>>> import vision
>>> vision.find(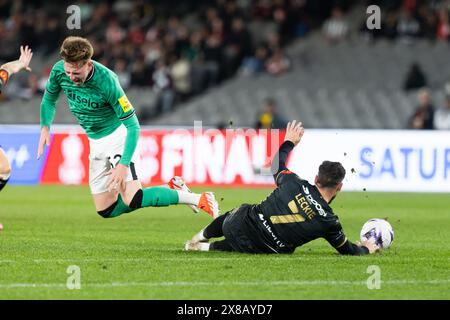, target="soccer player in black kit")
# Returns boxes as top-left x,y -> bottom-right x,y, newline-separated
185,120 -> 378,255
